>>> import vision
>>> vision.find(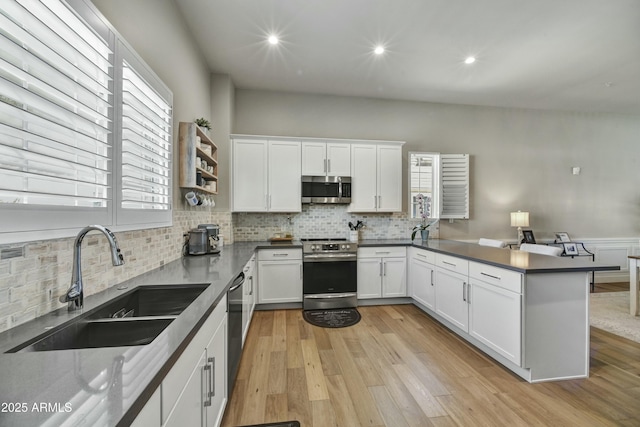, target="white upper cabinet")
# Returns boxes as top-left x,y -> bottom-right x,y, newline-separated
350,143 -> 403,212
232,137 -> 301,212
301,141 -> 350,176
268,140 -> 301,212
232,138 -> 268,211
